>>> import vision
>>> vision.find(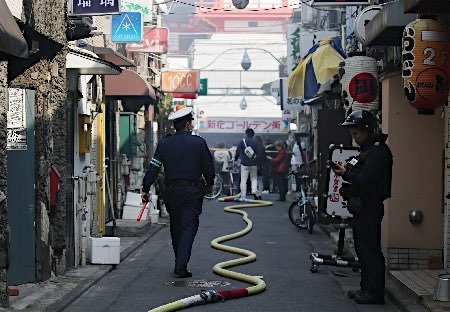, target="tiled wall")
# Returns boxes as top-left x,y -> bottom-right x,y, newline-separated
388,248 -> 443,270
